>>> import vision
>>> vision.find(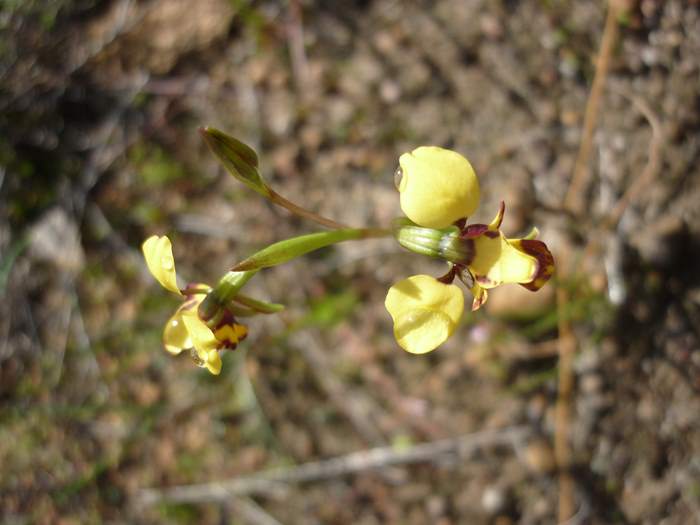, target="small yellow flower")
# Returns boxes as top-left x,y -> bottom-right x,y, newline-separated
398,146 -> 480,229
385,274 -> 464,354
142,235 -> 248,375
388,143 -> 555,354
462,203 -> 555,311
